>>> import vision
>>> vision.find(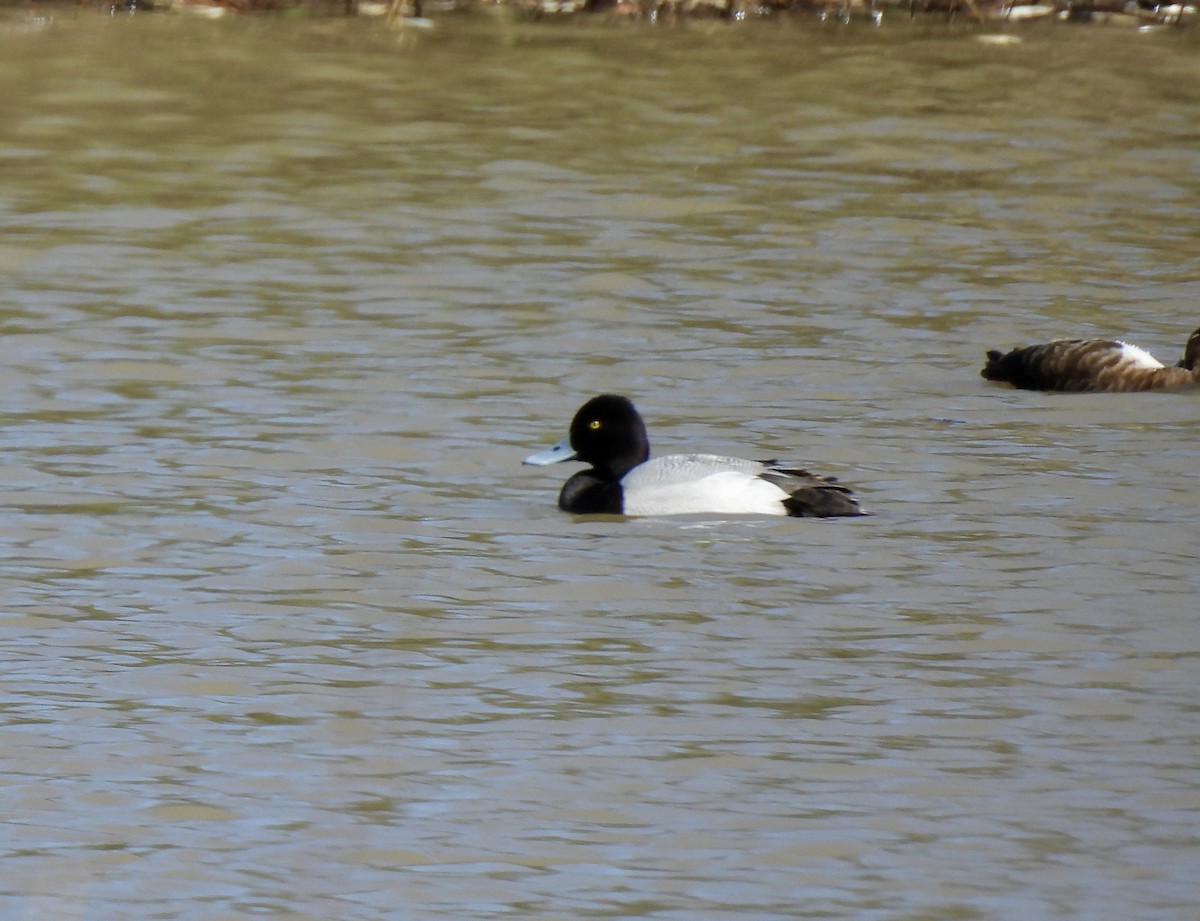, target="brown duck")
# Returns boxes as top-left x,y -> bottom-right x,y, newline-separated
981,327 -> 1200,392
